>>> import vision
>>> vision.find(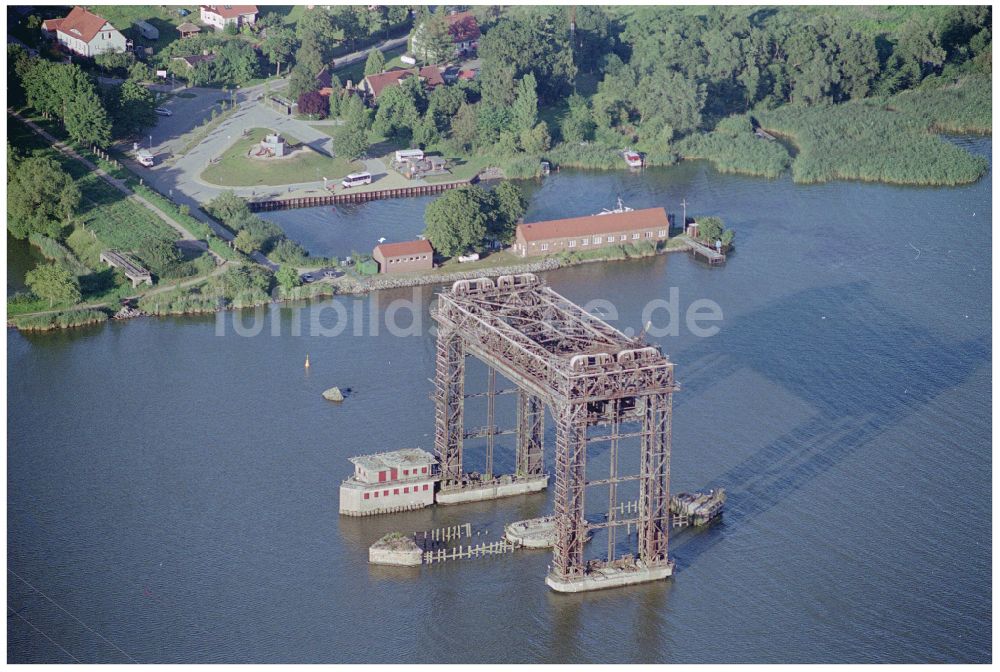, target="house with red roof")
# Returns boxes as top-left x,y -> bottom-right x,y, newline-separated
199,5 -> 258,31
359,66 -> 445,104
372,240 -> 434,274
41,7 -> 127,58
